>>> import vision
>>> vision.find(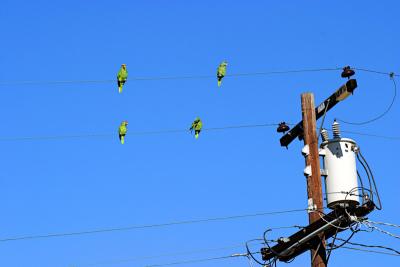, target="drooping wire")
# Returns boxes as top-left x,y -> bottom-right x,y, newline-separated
0,208 -> 308,242
333,238 -> 400,255
246,239 -> 268,266
356,154 -> 374,204
326,227 -> 340,264
327,230 -> 358,251
337,73 -> 397,125
357,149 -> 382,210
259,225 -> 305,266
357,171 -> 367,204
